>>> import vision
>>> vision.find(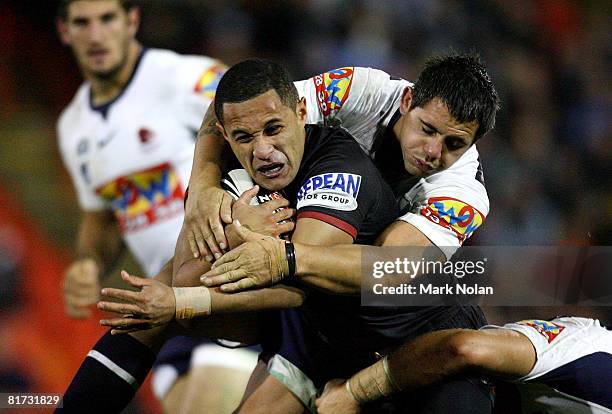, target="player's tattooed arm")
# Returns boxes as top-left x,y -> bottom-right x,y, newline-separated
184,101 -> 234,261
